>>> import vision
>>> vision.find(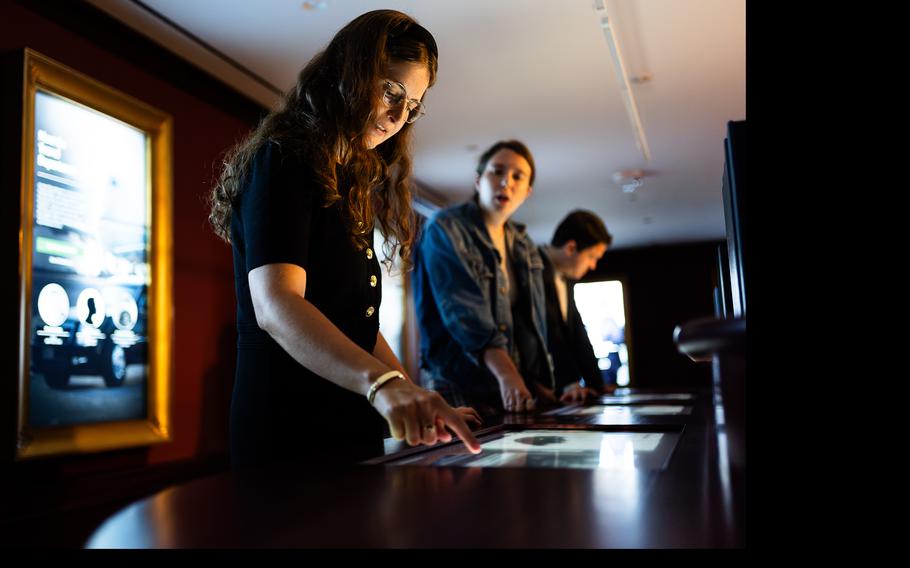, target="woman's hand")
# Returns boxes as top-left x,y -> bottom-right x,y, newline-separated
372,379 -> 482,453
